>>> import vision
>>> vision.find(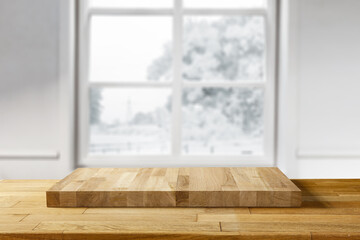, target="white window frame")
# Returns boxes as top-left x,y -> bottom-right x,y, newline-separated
77,0 -> 277,167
